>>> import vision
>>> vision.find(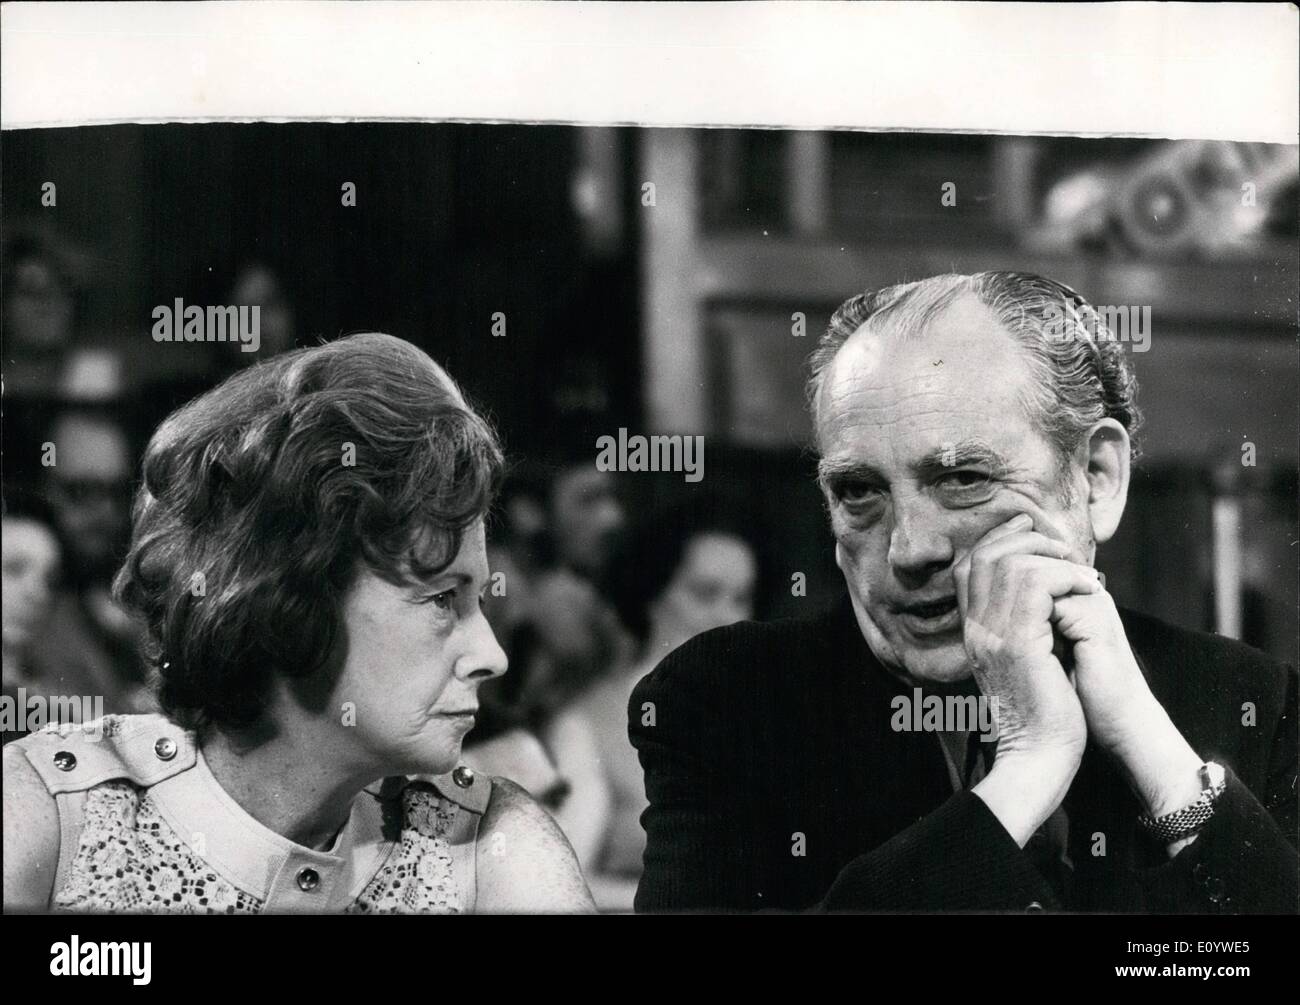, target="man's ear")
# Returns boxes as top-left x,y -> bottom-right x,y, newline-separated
1084,419 -> 1130,545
